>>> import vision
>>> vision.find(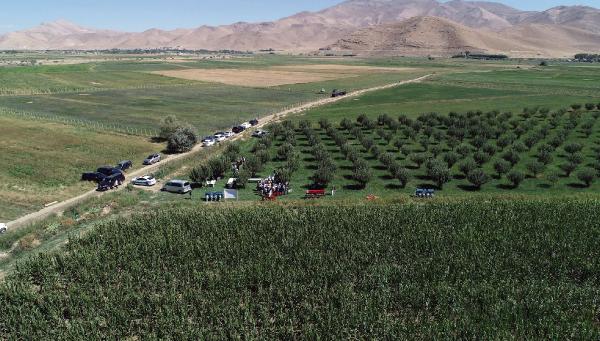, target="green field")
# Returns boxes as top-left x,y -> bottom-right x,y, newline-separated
2,55 -> 600,338
0,55 -> 439,221
180,107 -> 600,203
0,116 -> 157,221
2,202 -> 600,338
0,56 -> 435,136
1,56 -> 599,220
306,64 -> 599,120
